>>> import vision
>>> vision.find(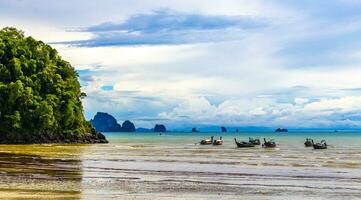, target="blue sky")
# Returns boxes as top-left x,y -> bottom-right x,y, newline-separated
2,0 -> 361,129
